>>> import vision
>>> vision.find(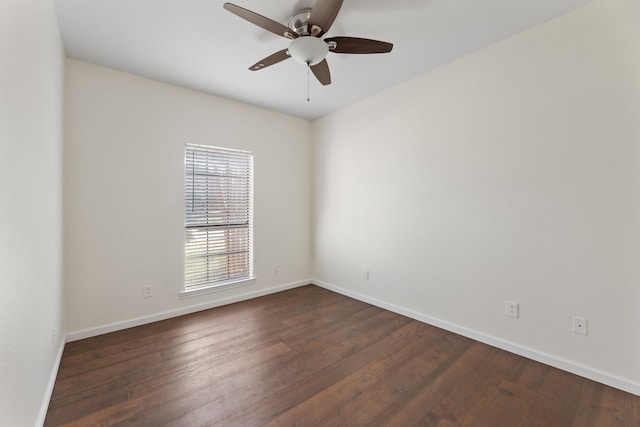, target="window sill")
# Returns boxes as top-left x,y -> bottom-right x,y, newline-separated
179,276 -> 256,299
